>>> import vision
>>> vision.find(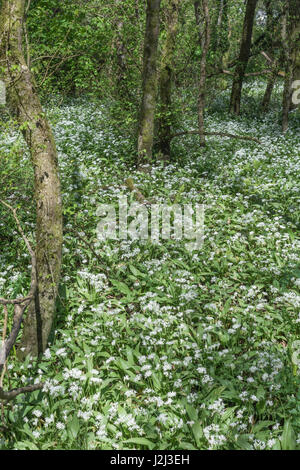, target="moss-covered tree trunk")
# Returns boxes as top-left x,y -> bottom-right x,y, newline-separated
0,0 -> 63,356
157,0 -> 179,160
229,0 -> 257,115
137,0 -> 161,169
